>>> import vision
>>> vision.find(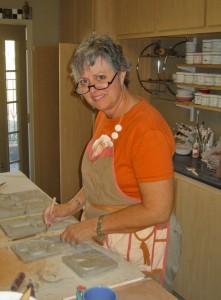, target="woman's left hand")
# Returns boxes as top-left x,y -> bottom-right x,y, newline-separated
60,219 -> 96,244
